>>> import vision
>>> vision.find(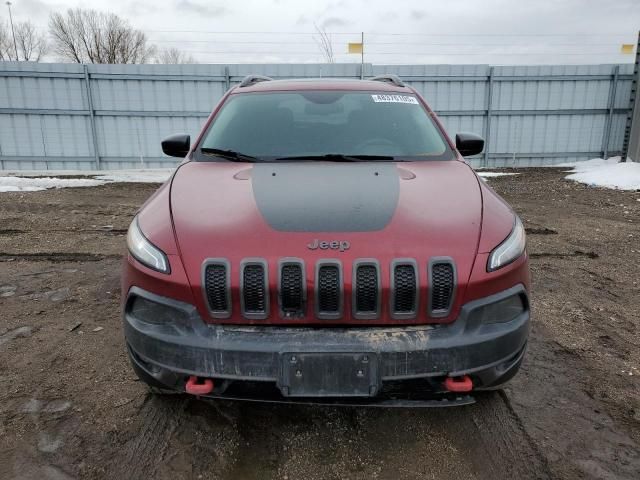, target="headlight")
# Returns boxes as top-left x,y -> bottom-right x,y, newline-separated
126,217 -> 170,273
487,216 -> 526,271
